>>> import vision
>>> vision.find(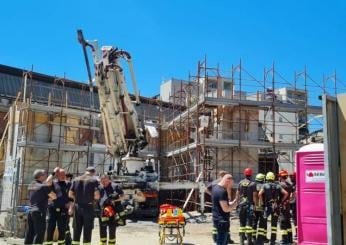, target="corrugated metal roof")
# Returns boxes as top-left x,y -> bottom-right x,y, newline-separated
0,70 -> 99,109
0,64 -> 178,113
